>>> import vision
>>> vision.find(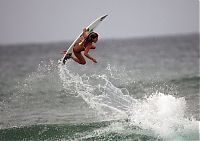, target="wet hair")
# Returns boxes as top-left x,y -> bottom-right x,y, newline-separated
83,32 -> 98,47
